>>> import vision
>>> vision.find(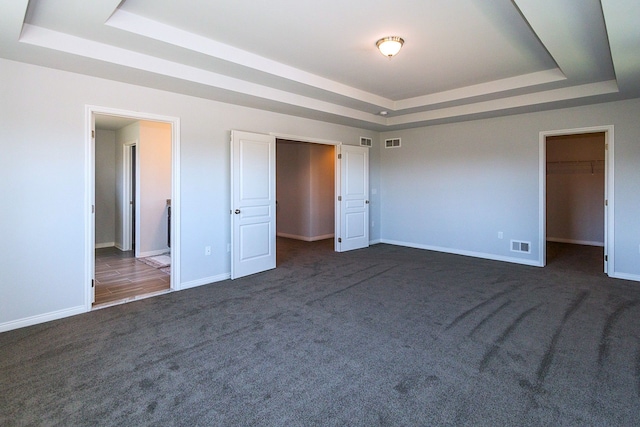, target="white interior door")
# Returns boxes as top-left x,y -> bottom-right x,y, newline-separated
603,134 -> 609,274
230,130 -> 276,279
338,145 -> 369,252
90,116 -> 96,304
